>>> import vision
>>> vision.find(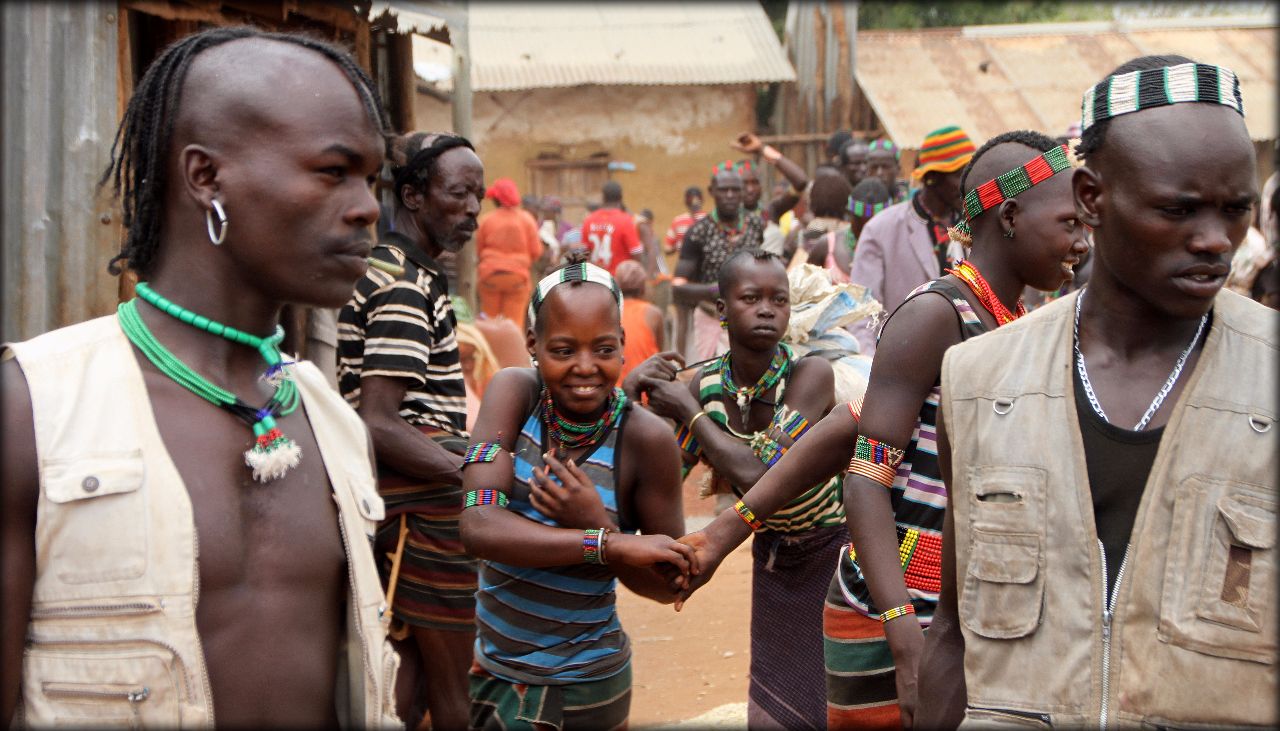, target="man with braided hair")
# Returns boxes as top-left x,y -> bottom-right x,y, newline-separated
2,27 -> 398,726
339,129 -> 485,730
